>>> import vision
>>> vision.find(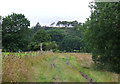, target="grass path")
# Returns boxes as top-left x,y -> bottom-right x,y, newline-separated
2,52 -> 118,82
29,53 -> 118,82
65,55 -> 99,84
30,54 -> 86,82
